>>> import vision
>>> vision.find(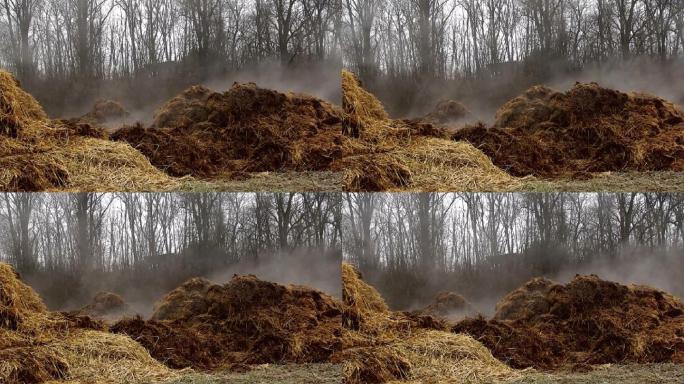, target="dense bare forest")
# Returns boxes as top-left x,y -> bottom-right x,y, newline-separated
341,0 -> 684,114
0,0 -> 342,114
0,192 -> 343,307
343,193 -> 684,309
